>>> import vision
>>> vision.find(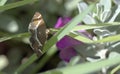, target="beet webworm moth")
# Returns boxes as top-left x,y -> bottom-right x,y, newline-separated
28,12 -> 47,57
